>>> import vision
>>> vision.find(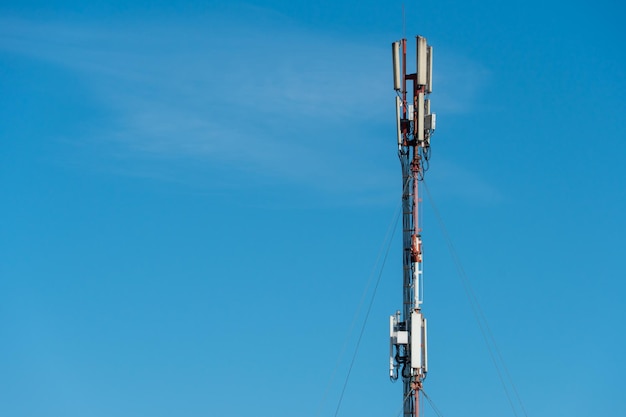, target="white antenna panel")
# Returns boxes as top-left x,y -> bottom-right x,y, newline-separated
416,36 -> 428,86
416,93 -> 425,140
411,311 -> 424,371
423,318 -> 428,374
392,42 -> 401,91
395,96 -> 402,149
426,46 -> 433,94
